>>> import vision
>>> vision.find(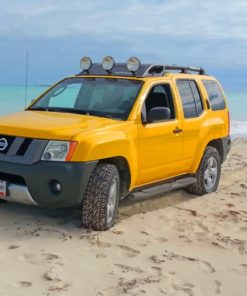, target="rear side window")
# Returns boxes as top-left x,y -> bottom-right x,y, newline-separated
202,80 -> 226,110
189,81 -> 203,115
176,80 -> 204,118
